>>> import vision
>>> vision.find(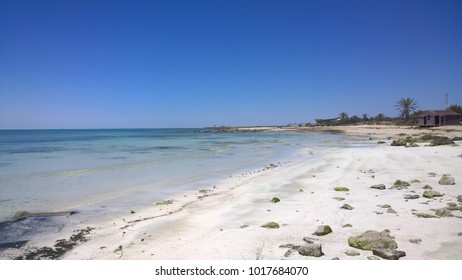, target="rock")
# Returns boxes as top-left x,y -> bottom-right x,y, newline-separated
372,248 -> 406,260
314,225 -> 332,236
458,232 -> 462,237
303,237 -> 318,244
438,175 -> 455,185
423,190 -> 443,198
343,224 -> 353,228
387,208 -> 397,214
341,204 -> 354,210
271,197 -> 281,203
410,179 -> 421,184
390,180 -> 410,190
448,204 -> 462,211
298,244 -> 323,257
429,136 -> 455,146
280,244 -> 299,257
334,187 -> 350,192
261,222 -> 280,229
333,197 -> 345,201
371,184 -> 386,190
378,204 -> 391,208
428,172 -> 437,177
391,137 -> 419,147
345,249 -> 360,256
458,195 -> 462,203
14,210 -> 30,220
348,230 -> 398,251
331,257 -> 340,260
435,208 -> 454,217
394,180 -> 410,187
453,137 -> 462,141
409,239 -> 422,244
391,139 -> 406,146
423,185 -> 433,190
413,212 -> 439,218
367,256 -> 381,260
404,194 -> 420,200
279,244 -> 299,249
